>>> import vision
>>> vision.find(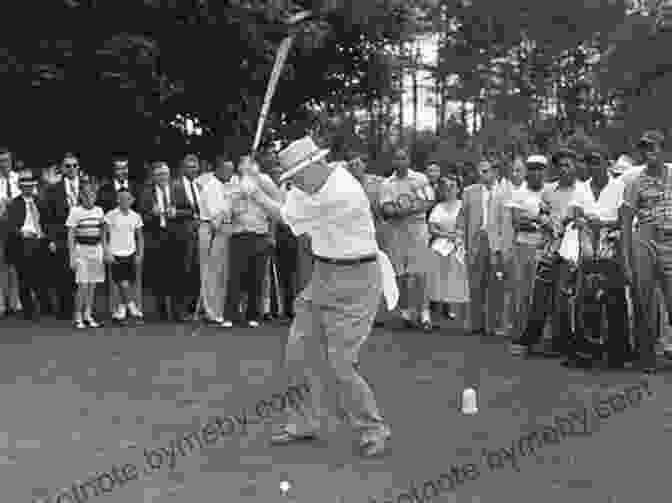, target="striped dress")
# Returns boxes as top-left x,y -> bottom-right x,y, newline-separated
65,205 -> 105,284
